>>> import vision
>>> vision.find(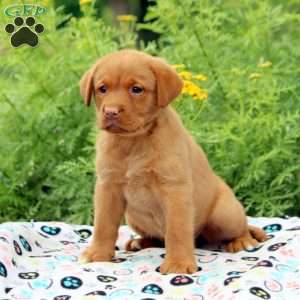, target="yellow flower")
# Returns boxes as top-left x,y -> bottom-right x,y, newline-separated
193,74 -> 207,81
182,80 -> 208,100
258,61 -> 272,68
172,64 -> 185,69
249,73 -> 262,80
176,67 -> 208,100
80,0 -> 92,4
178,71 -> 193,80
117,15 -> 137,22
